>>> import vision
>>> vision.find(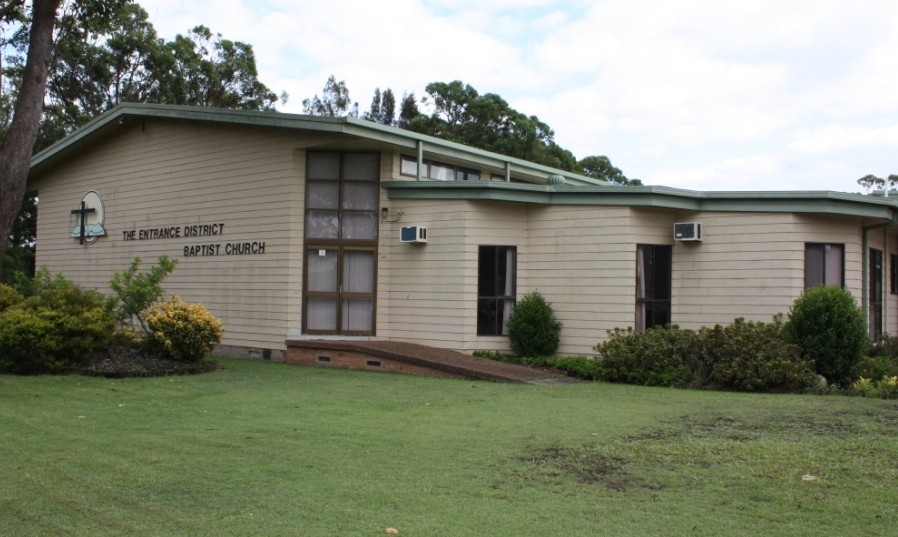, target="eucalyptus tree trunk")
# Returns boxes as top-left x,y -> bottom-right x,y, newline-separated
0,0 -> 61,278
